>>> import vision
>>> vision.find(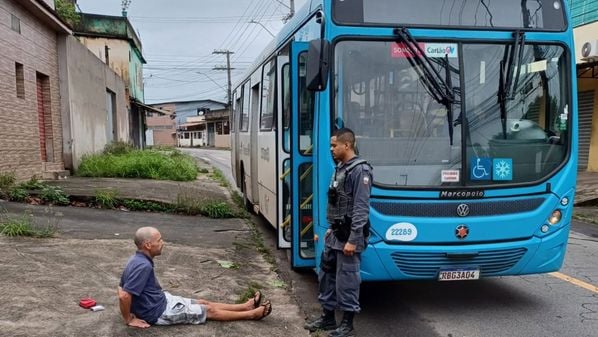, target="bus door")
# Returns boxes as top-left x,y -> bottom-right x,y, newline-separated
276,54 -> 291,249
289,41 -> 316,269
